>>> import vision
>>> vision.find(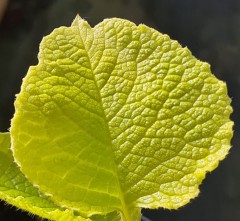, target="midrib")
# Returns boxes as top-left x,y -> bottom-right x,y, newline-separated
76,21 -> 133,221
